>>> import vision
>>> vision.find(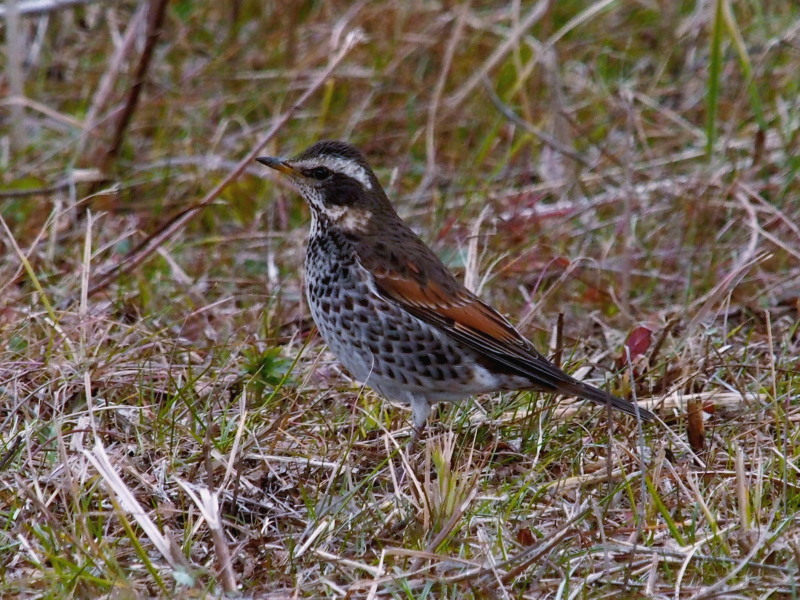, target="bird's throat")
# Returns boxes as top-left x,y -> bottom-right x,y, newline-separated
310,206 -> 371,235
